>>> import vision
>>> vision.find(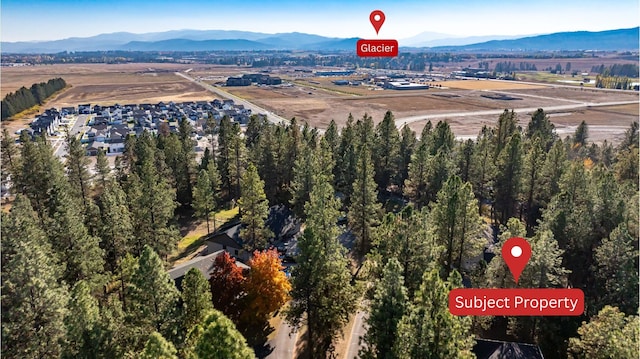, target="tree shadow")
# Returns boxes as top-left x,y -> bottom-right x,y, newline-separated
242,319 -> 276,359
